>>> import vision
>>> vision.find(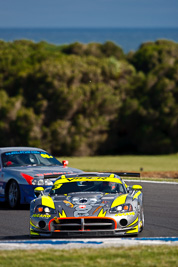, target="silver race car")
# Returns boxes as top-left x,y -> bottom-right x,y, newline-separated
0,147 -> 82,208
30,172 -> 144,237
